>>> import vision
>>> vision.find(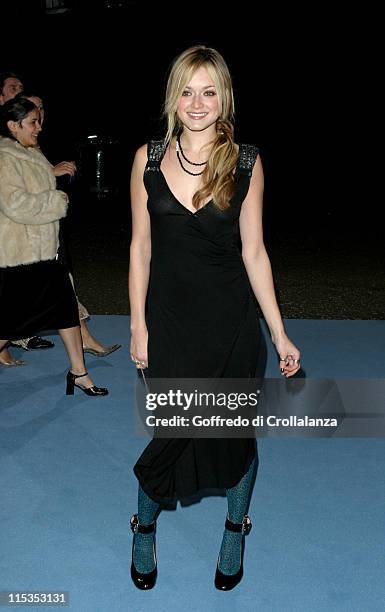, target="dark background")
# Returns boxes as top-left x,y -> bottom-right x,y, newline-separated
2,1 -> 383,318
